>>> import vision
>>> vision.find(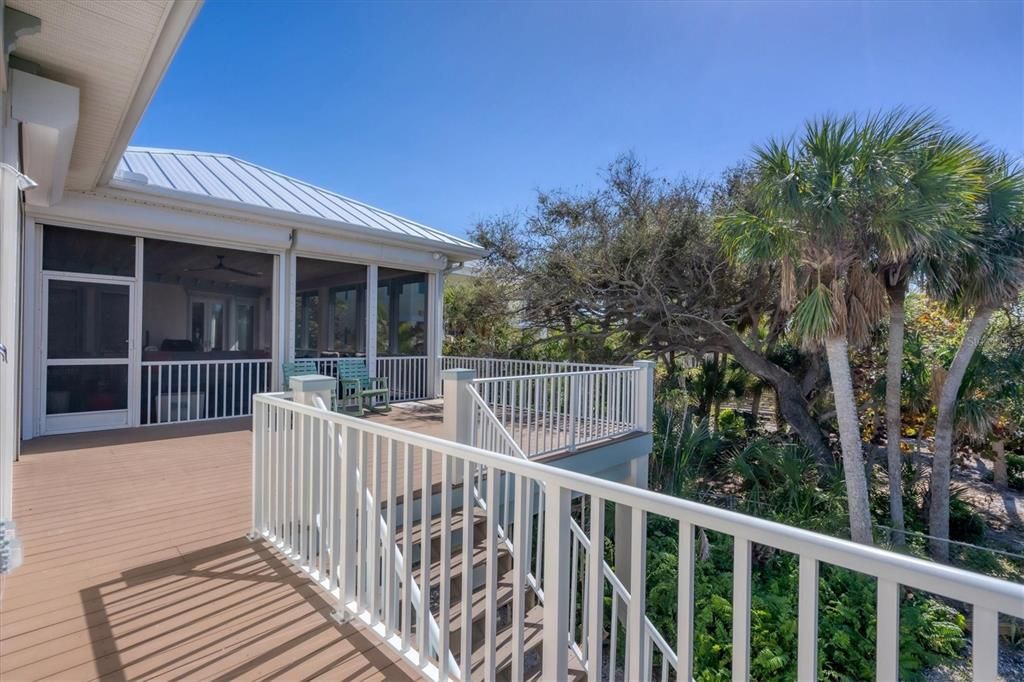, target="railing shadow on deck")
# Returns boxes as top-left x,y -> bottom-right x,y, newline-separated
77,537 -> 416,681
